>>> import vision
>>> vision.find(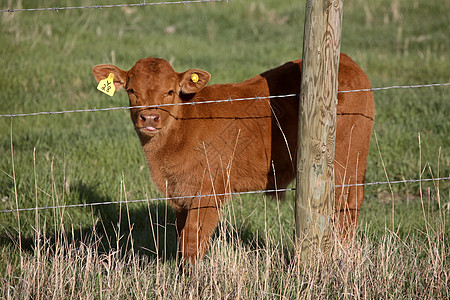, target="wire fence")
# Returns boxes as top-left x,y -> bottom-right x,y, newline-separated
0,0 -> 231,13
1,81 -> 449,214
1,1 -> 448,216
1,175 -> 449,214
0,82 -> 449,118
